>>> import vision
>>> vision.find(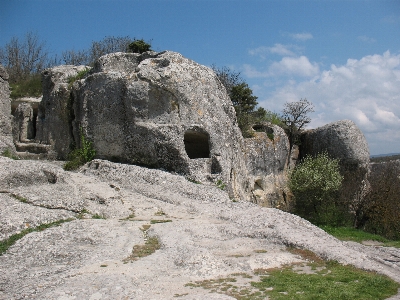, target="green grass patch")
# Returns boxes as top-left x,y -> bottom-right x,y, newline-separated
67,67 -> 91,88
120,208 -> 136,221
252,261 -> 399,300
150,219 -> 172,224
10,193 -> 29,203
321,226 -> 400,247
1,149 -> 20,160
92,213 -> 106,219
123,236 -> 160,262
186,255 -> 399,299
63,128 -> 96,171
0,218 -> 74,256
216,179 -> 226,190
123,224 -> 161,262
